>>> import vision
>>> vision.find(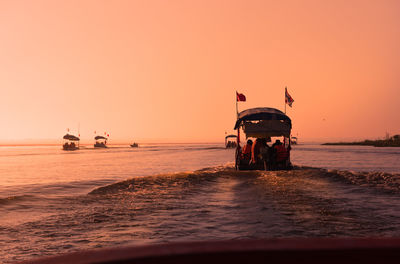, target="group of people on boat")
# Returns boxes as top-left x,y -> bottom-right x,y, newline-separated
226,141 -> 237,148
94,141 -> 107,148
239,138 -> 291,170
63,142 -> 77,149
